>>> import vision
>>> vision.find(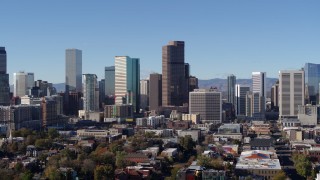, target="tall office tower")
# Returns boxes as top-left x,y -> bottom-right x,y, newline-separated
246,92 -> 265,119
236,84 -> 250,116
304,63 -> 320,105
105,66 -> 115,96
0,47 -> 10,105
227,74 -> 236,106
149,73 -> 162,111
279,70 -> 305,118
99,79 -> 105,108
65,49 -> 82,93
82,74 -> 99,112
13,71 -> 28,97
189,89 -> 222,124
252,72 -> 266,97
271,81 -> 279,108
140,79 -> 149,110
115,56 -> 140,113
162,41 -> 189,106
26,73 -> 34,89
